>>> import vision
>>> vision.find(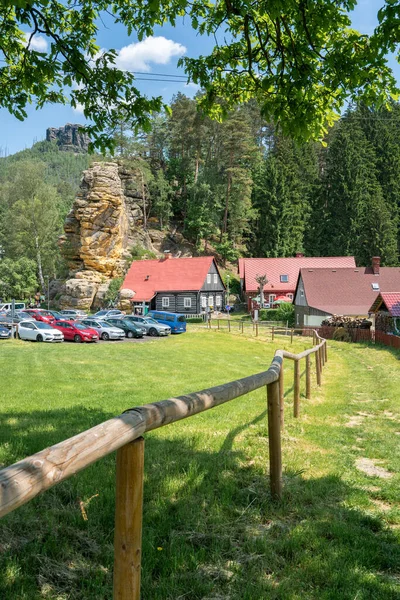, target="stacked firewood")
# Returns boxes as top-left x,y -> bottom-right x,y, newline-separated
321,315 -> 371,329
